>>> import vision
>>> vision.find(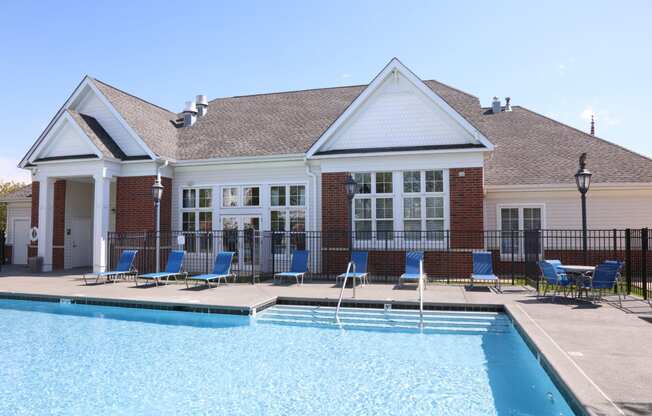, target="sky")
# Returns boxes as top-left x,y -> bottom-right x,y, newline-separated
1,0 -> 651,183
